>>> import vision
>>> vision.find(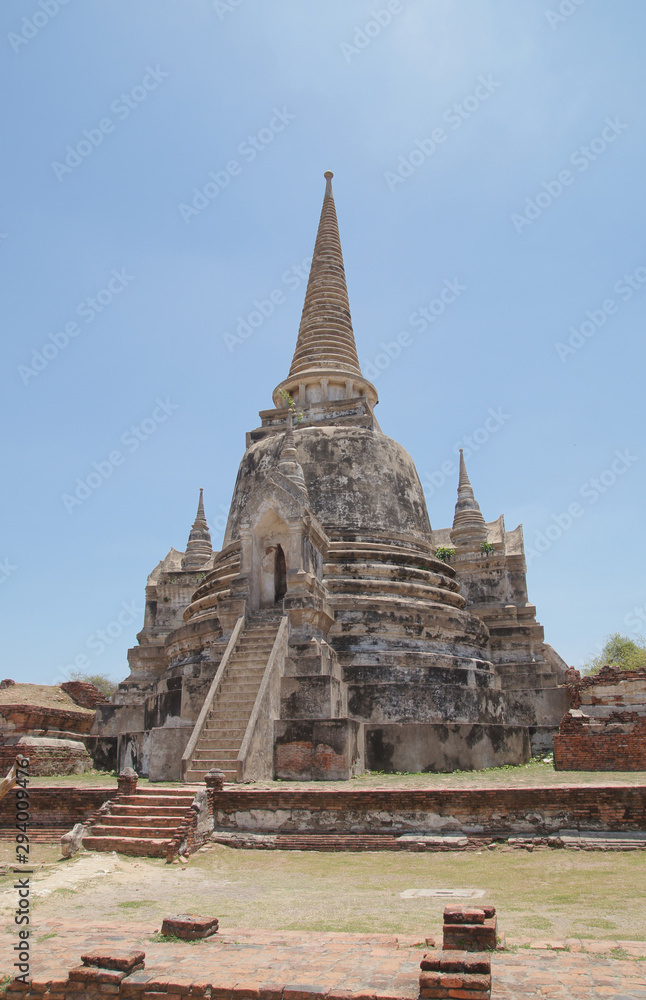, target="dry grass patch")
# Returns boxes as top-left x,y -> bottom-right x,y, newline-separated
15,845 -> 646,943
